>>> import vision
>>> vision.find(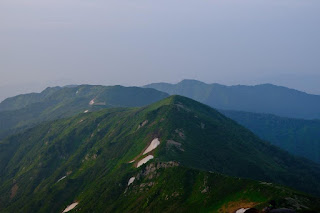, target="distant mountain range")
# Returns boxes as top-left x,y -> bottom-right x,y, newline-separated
1,96 -> 320,212
2,81 -> 320,166
145,79 -> 320,119
0,85 -> 169,140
